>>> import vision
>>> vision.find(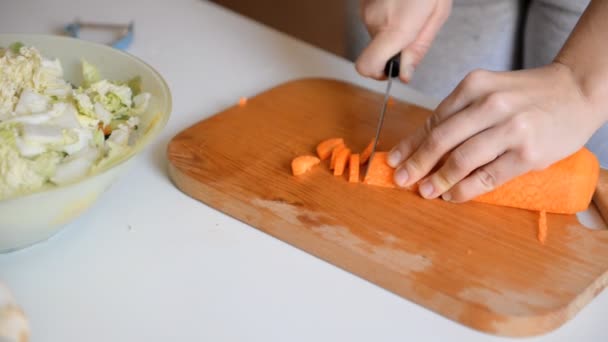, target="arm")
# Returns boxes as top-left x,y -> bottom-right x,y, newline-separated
387,1 -> 608,202
555,0 -> 608,120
